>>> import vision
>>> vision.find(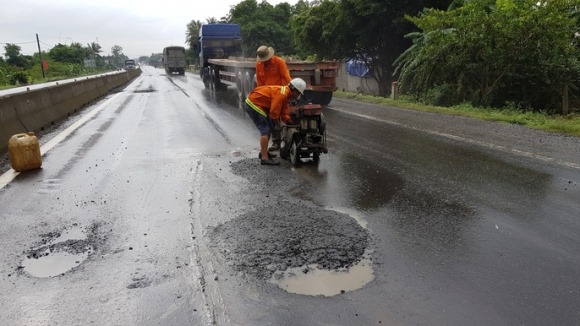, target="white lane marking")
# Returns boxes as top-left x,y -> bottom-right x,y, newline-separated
0,93 -> 123,190
327,106 -> 580,170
